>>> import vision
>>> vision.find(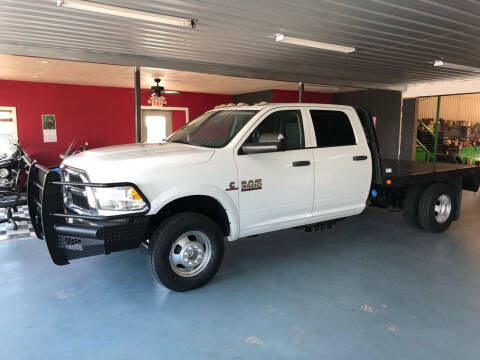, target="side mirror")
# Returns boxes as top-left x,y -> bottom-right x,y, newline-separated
242,133 -> 286,155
